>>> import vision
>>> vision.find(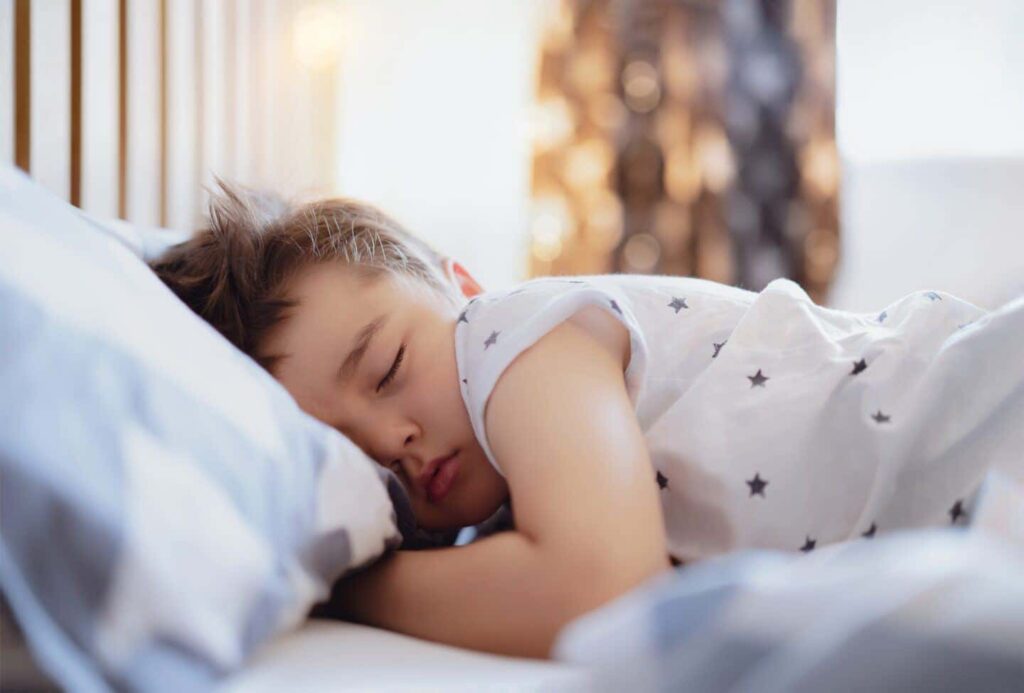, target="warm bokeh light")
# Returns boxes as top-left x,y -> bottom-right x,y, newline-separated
622,233 -> 661,272
529,0 -> 838,300
530,98 -> 575,152
583,189 -> 624,251
695,122 -> 734,193
801,137 -> 840,197
562,138 -> 614,192
530,195 -> 573,262
292,2 -> 344,71
621,60 -> 661,114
